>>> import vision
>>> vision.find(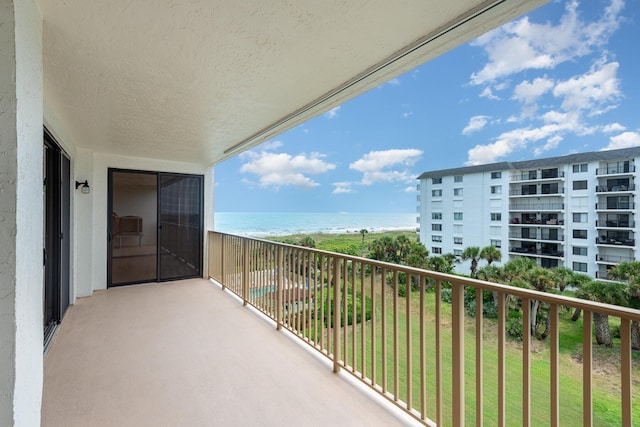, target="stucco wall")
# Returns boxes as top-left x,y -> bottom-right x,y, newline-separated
0,0 -> 44,425
73,152 -> 213,296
